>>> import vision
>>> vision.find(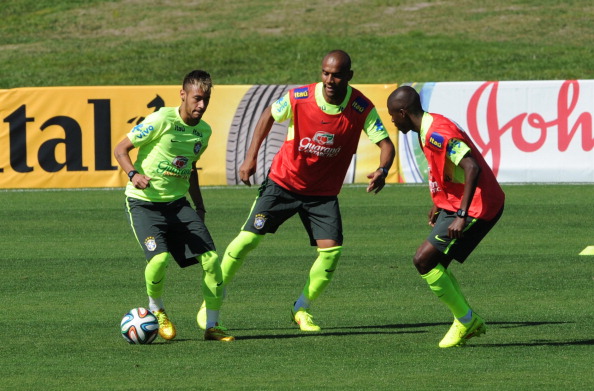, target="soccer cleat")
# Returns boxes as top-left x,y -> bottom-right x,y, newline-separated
152,309 -> 177,340
204,326 -> 235,342
196,301 -> 228,331
438,313 -> 487,348
291,307 -> 321,332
